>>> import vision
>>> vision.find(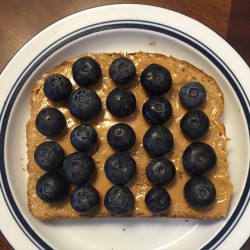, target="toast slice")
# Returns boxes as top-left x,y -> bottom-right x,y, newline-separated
26,52 -> 232,220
